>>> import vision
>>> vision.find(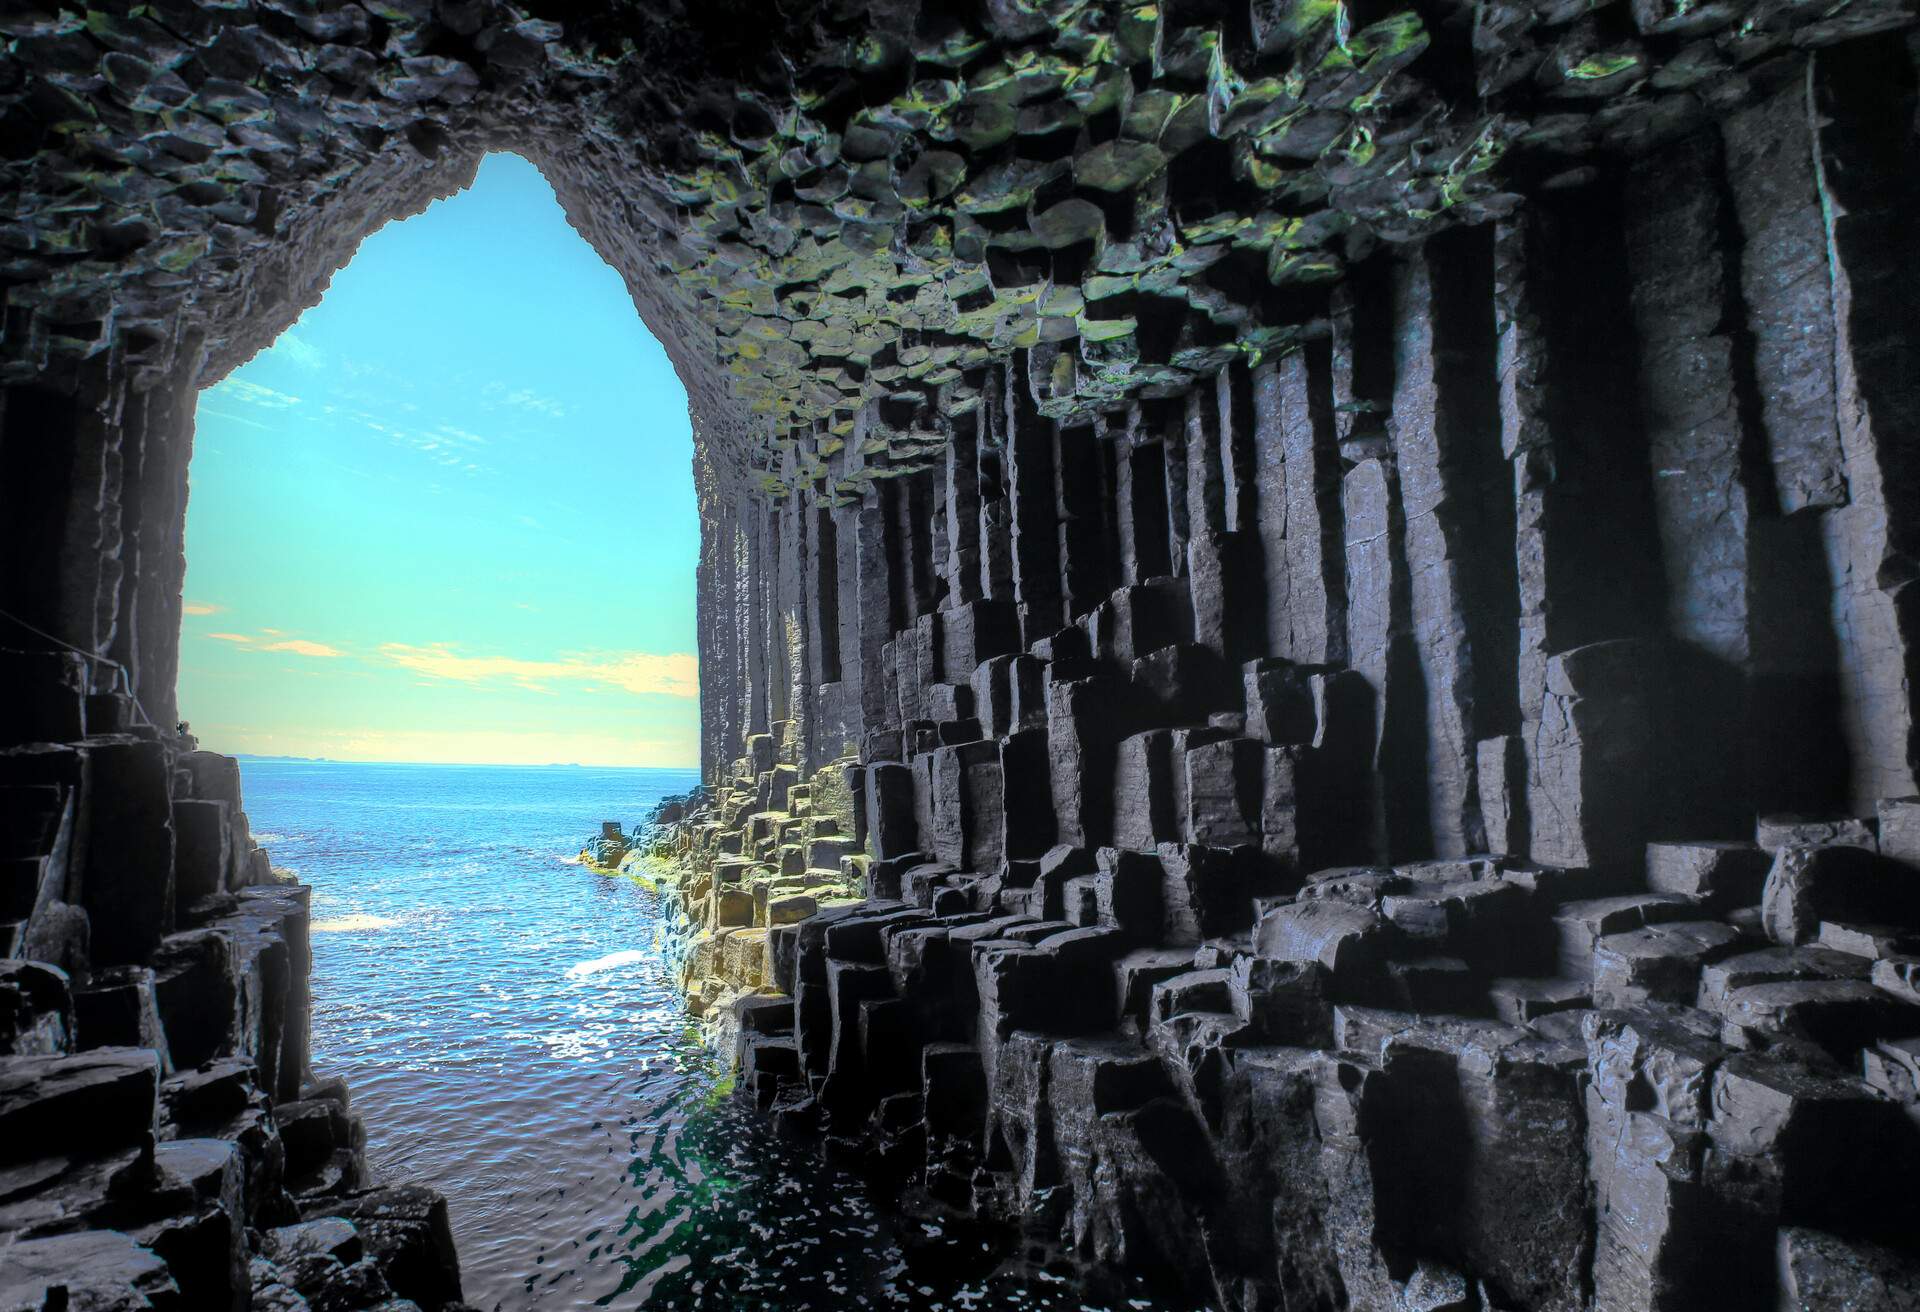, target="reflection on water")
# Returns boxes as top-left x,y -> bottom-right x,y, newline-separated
238,759 -> 1192,1311
313,913 -> 401,933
